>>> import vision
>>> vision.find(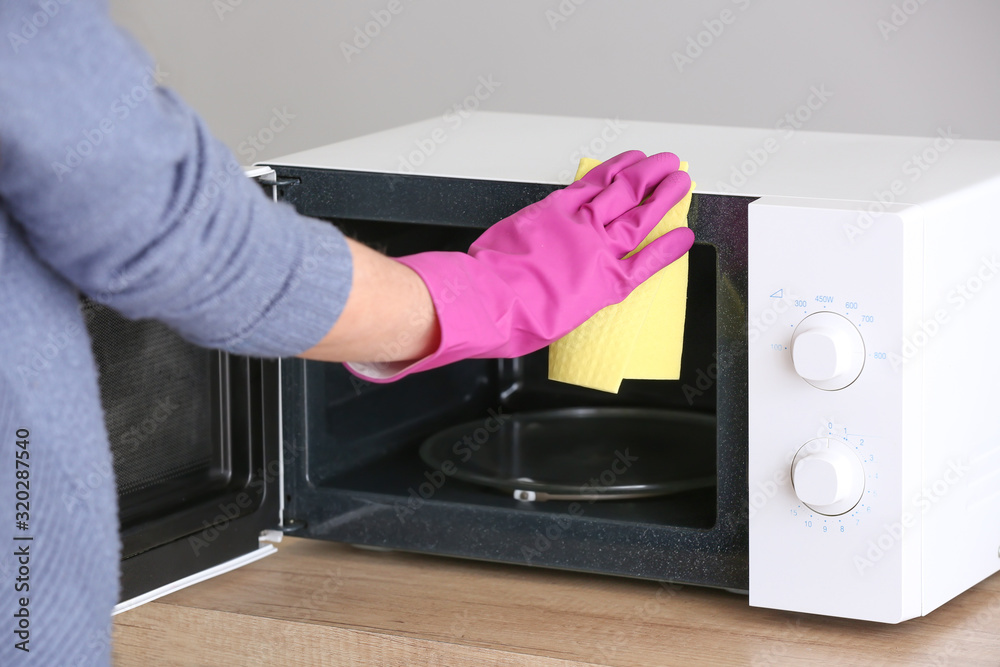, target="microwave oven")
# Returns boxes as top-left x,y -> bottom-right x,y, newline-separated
103,112 -> 1000,624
